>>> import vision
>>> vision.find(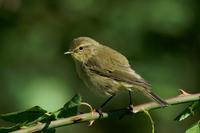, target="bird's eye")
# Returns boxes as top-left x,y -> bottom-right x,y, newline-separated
79,47 -> 83,50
